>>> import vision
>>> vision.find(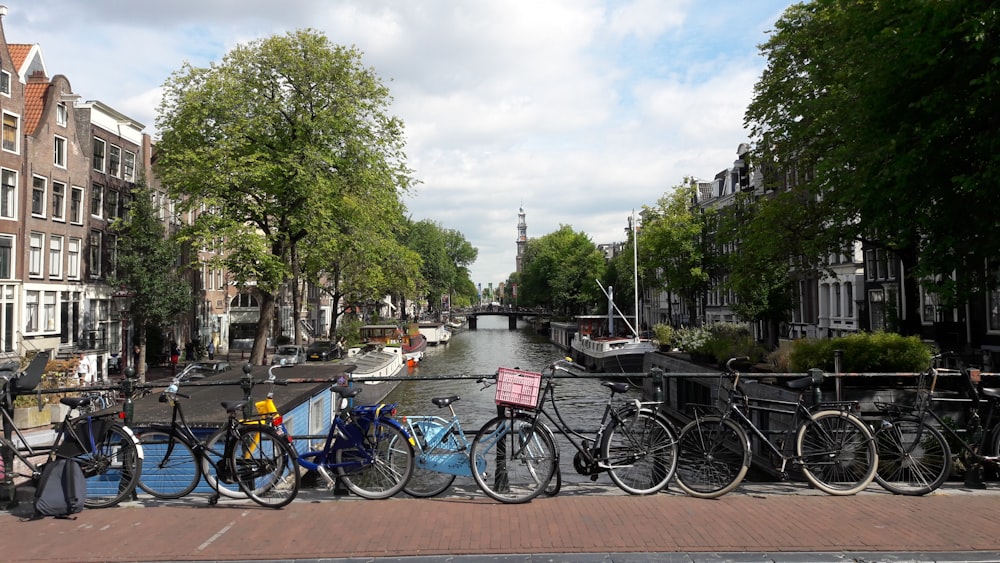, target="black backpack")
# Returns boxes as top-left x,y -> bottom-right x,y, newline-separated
33,458 -> 86,519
